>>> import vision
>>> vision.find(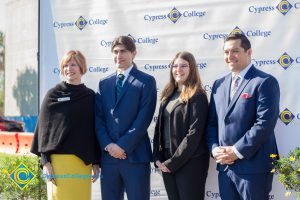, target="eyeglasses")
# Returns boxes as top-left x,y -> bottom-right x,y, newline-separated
172,64 -> 189,68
